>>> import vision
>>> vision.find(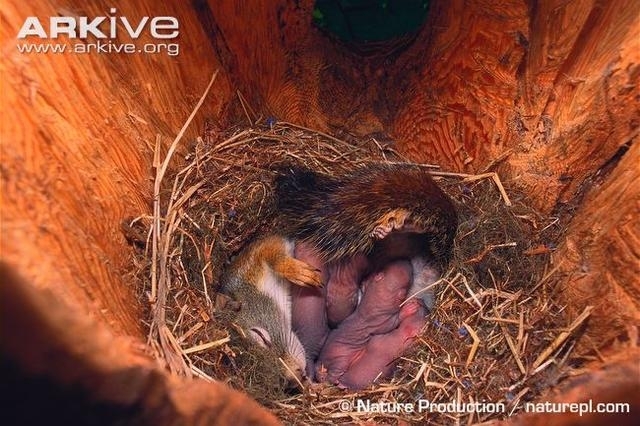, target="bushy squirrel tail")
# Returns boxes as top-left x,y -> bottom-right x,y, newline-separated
274,165 -> 335,214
